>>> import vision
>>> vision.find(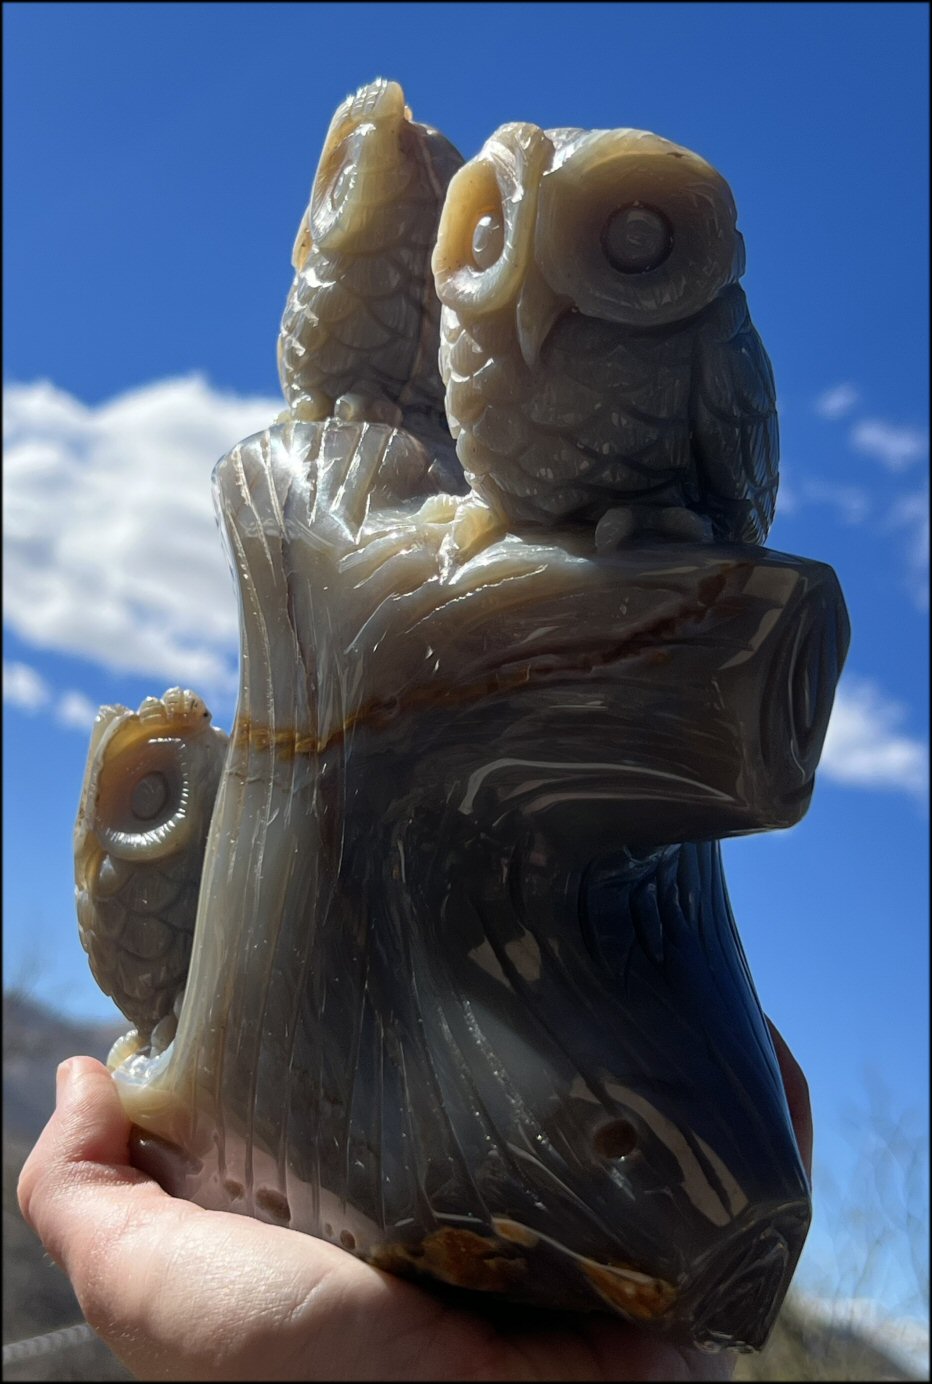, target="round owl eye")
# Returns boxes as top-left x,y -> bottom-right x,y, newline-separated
602,203 -> 673,274
471,211 -> 504,270
102,744 -> 183,838
130,771 -> 170,822
94,736 -> 193,861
